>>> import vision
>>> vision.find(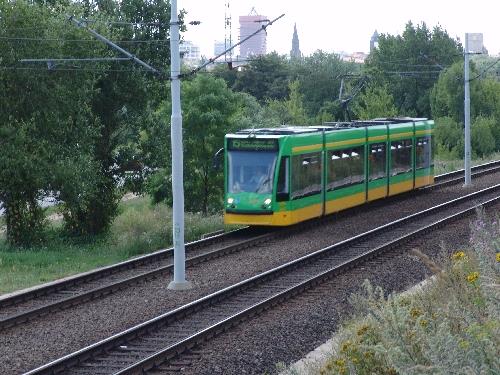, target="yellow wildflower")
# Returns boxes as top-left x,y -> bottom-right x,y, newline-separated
467,272 -> 479,283
341,341 -> 352,353
334,358 -> 346,367
357,324 -> 370,336
496,253 -> 500,262
420,319 -> 428,328
458,340 -> 470,349
410,307 -> 422,318
452,251 -> 466,261
364,351 -> 374,358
